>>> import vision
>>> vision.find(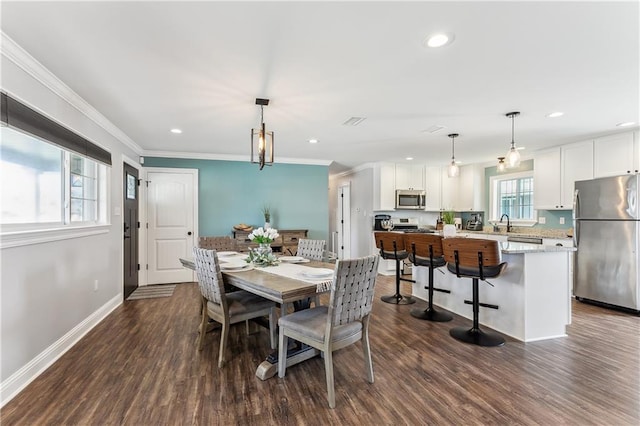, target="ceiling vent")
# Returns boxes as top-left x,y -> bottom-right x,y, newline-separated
342,117 -> 366,126
423,125 -> 446,134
